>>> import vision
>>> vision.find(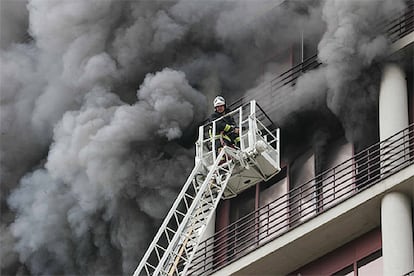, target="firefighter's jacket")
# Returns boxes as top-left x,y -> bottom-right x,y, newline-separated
209,110 -> 238,144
